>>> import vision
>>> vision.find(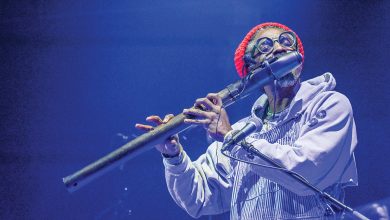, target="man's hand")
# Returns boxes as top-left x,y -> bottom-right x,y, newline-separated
183,93 -> 232,142
135,114 -> 182,157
